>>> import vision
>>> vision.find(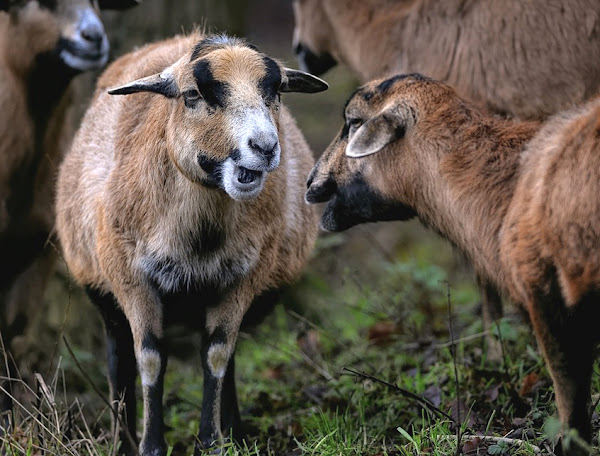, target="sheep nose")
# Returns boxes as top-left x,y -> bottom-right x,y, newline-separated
78,12 -> 106,50
248,137 -> 278,160
306,174 -> 337,204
